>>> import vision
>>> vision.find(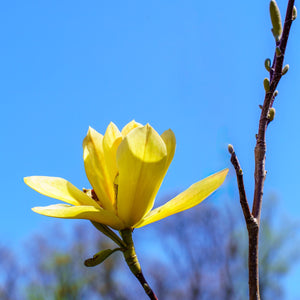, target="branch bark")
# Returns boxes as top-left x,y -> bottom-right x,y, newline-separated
253,0 -> 295,223
229,1 -> 295,299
